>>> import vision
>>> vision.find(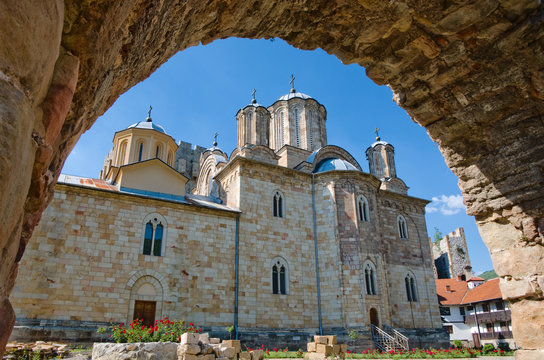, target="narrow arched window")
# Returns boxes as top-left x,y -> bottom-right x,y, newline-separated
405,273 -> 418,302
273,191 -> 284,218
271,258 -> 288,295
357,196 -> 370,222
138,143 -> 144,162
364,262 -> 377,295
397,215 -> 408,239
294,109 -> 300,147
142,215 -> 166,257
167,151 -> 173,166
155,145 -> 160,158
118,141 -> 128,165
